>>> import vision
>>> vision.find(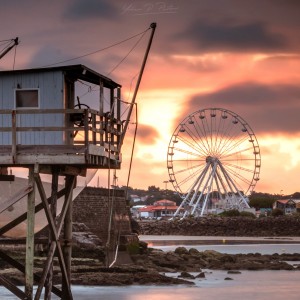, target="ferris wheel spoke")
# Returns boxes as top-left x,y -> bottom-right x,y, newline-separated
173,162 -> 206,175
212,112 -> 226,155
224,167 -> 252,187
220,146 -> 253,159
176,166 -> 206,187
177,134 -> 208,156
217,129 -> 245,156
196,116 -> 213,153
214,117 -> 239,154
173,146 -> 204,157
223,162 -> 255,173
183,122 -> 212,155
219,135 -> 251,157
190,117 -> 212,154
